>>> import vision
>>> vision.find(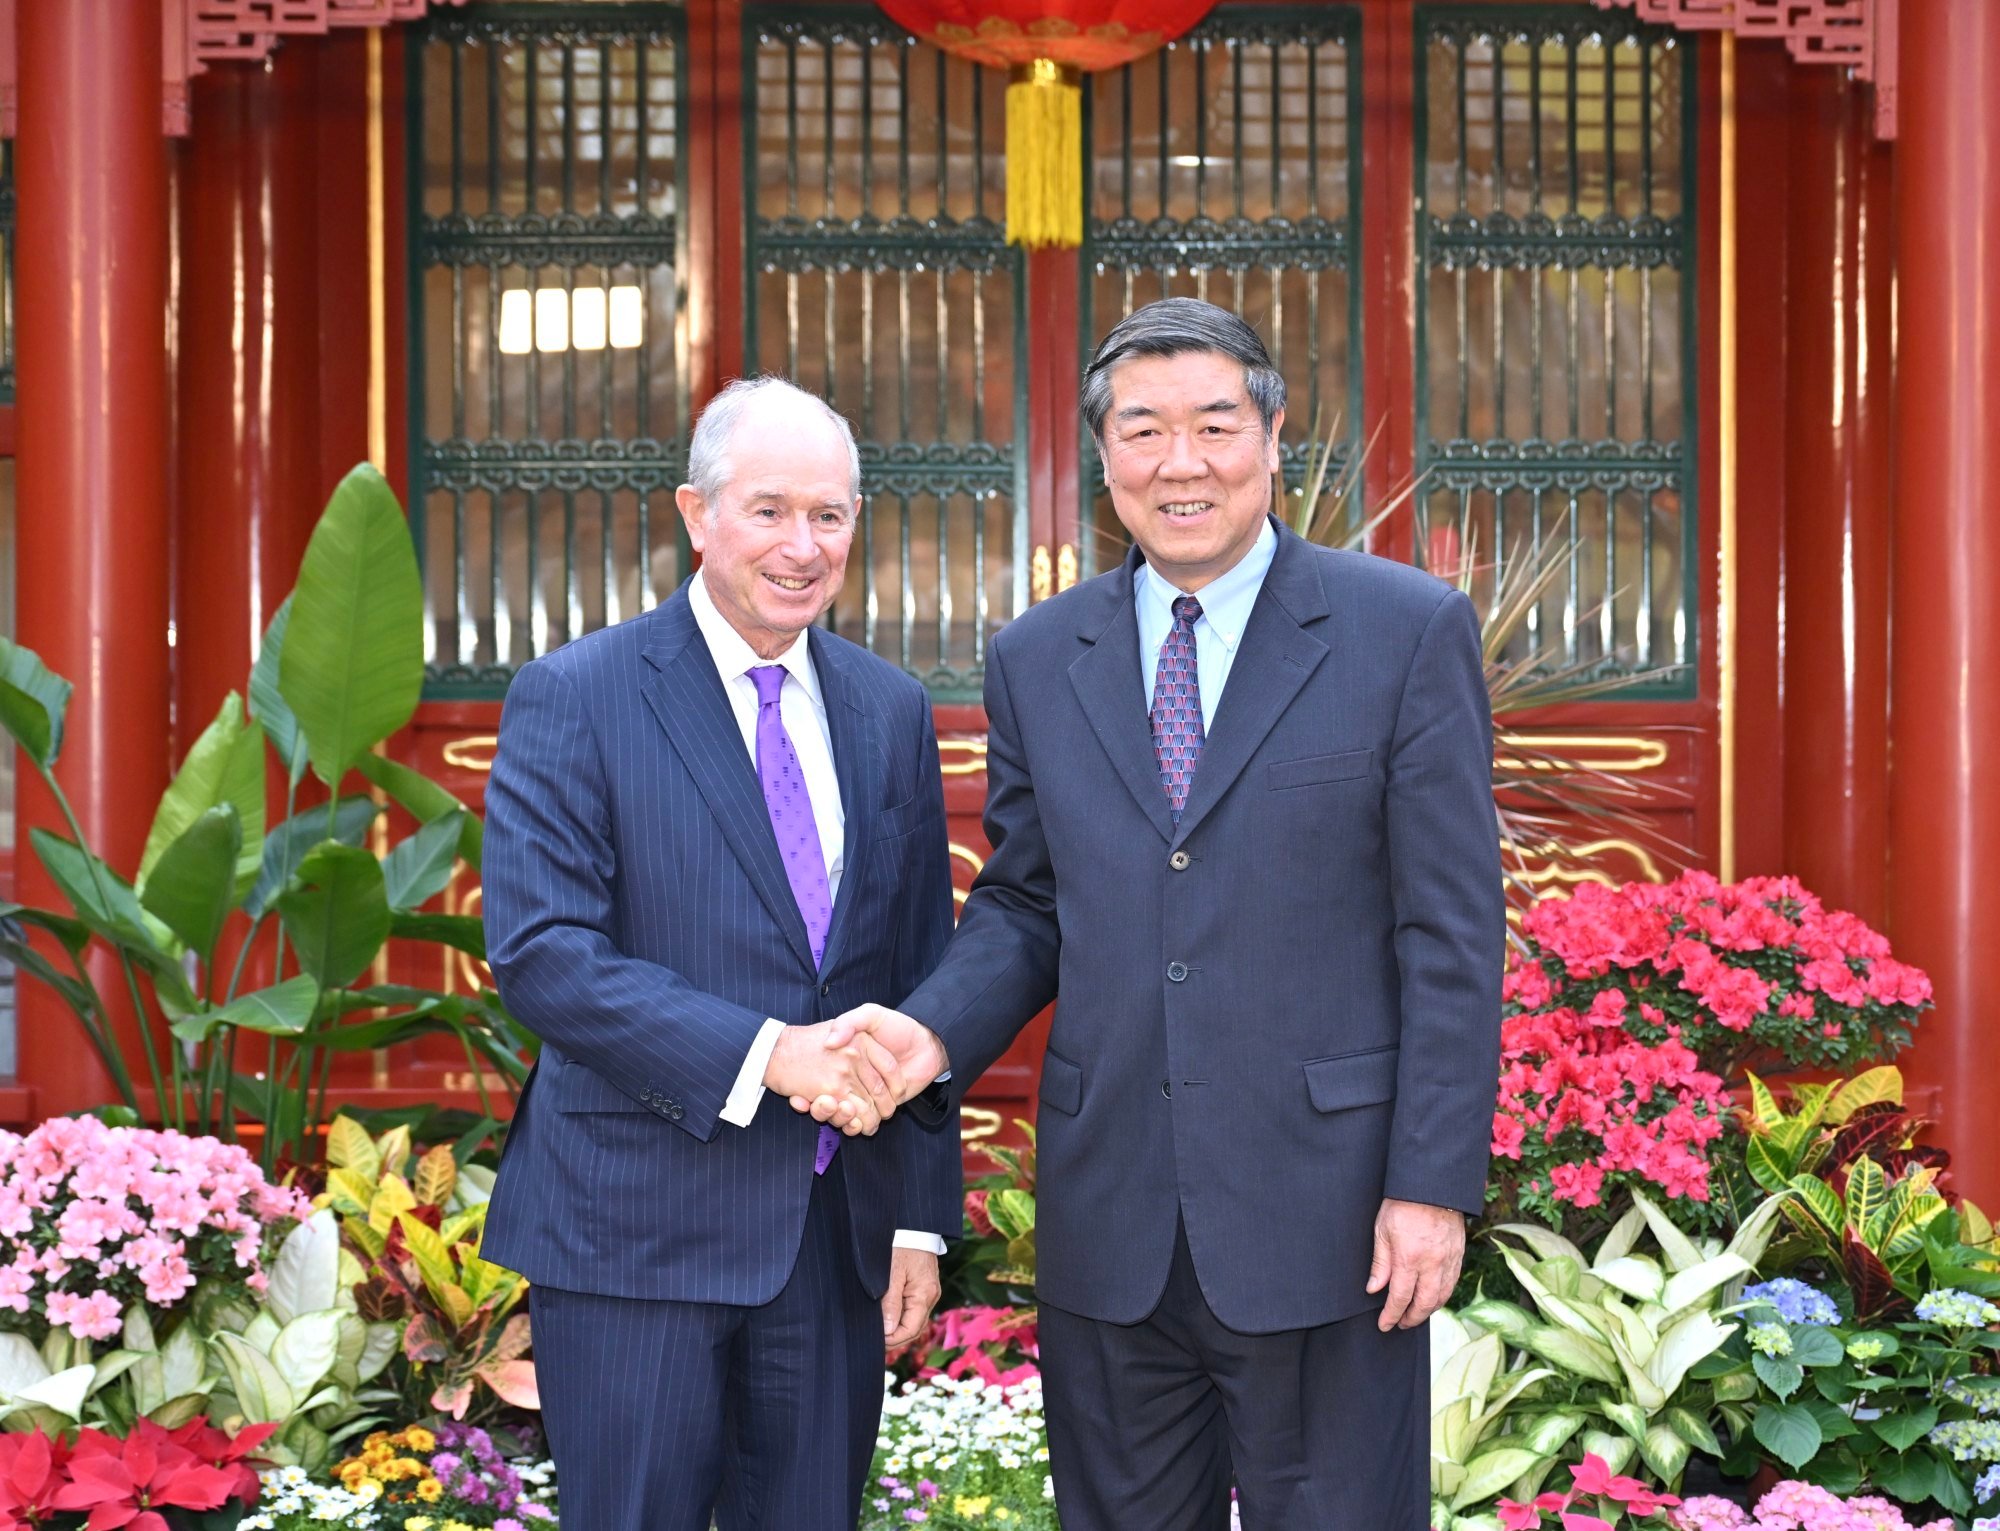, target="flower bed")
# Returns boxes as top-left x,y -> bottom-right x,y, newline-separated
0,1116 -> 310,1343
866,1374 -> 1053,1529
